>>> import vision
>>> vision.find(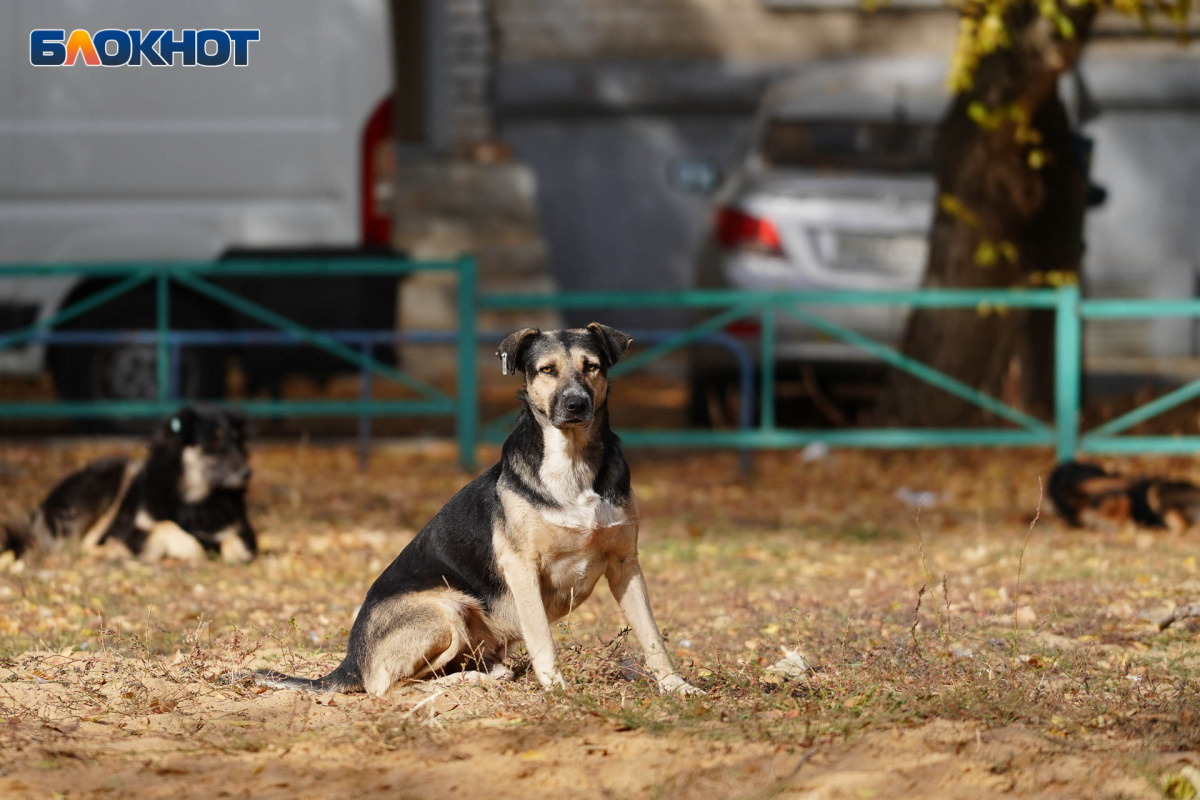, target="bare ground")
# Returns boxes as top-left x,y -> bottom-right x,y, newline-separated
3,442 -> 1200,798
